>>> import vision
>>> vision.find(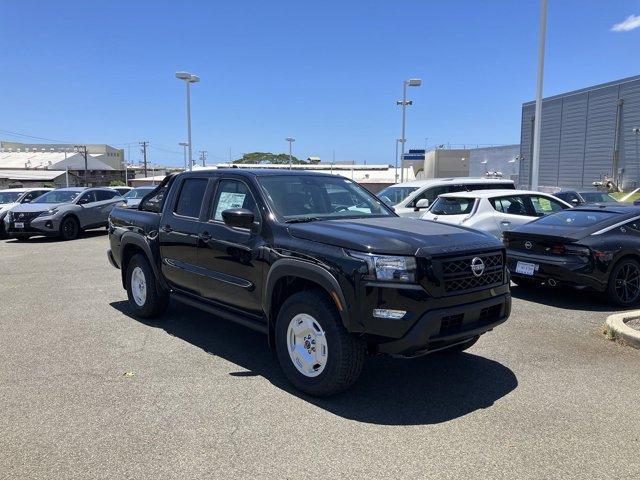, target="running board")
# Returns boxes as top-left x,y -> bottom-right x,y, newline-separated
171,292 -> 268,334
